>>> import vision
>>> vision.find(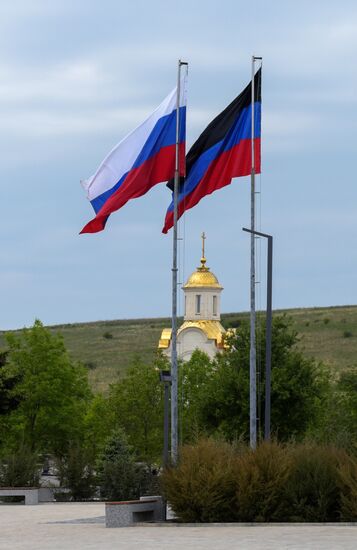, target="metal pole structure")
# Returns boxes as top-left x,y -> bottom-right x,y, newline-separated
265,234 -> 273,440
243,227 -> 273,441
171,59 -> 187,464
164,382 -> 170,465
160,370 -> 172,467
159,369 -> 172,521
250,56 -> 257,449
